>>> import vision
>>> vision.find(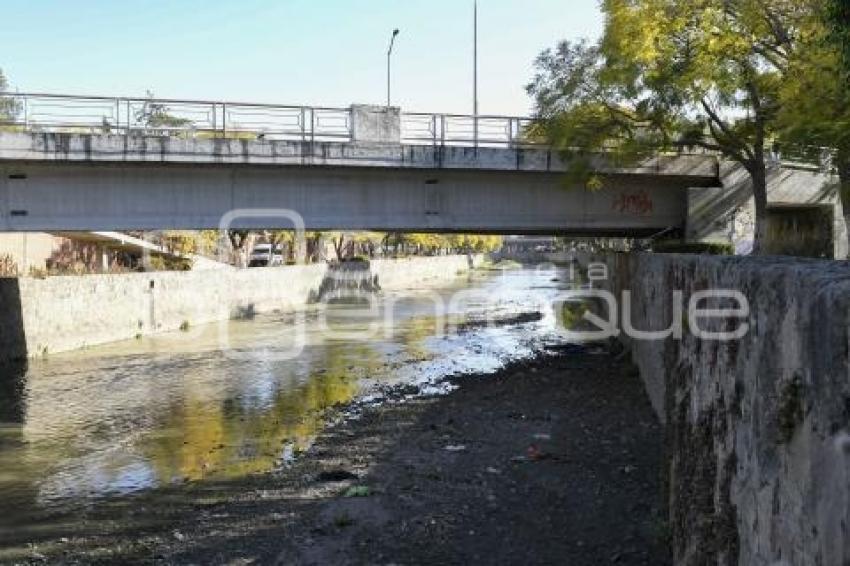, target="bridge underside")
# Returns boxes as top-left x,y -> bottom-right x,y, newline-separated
0,163 -> 714,235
